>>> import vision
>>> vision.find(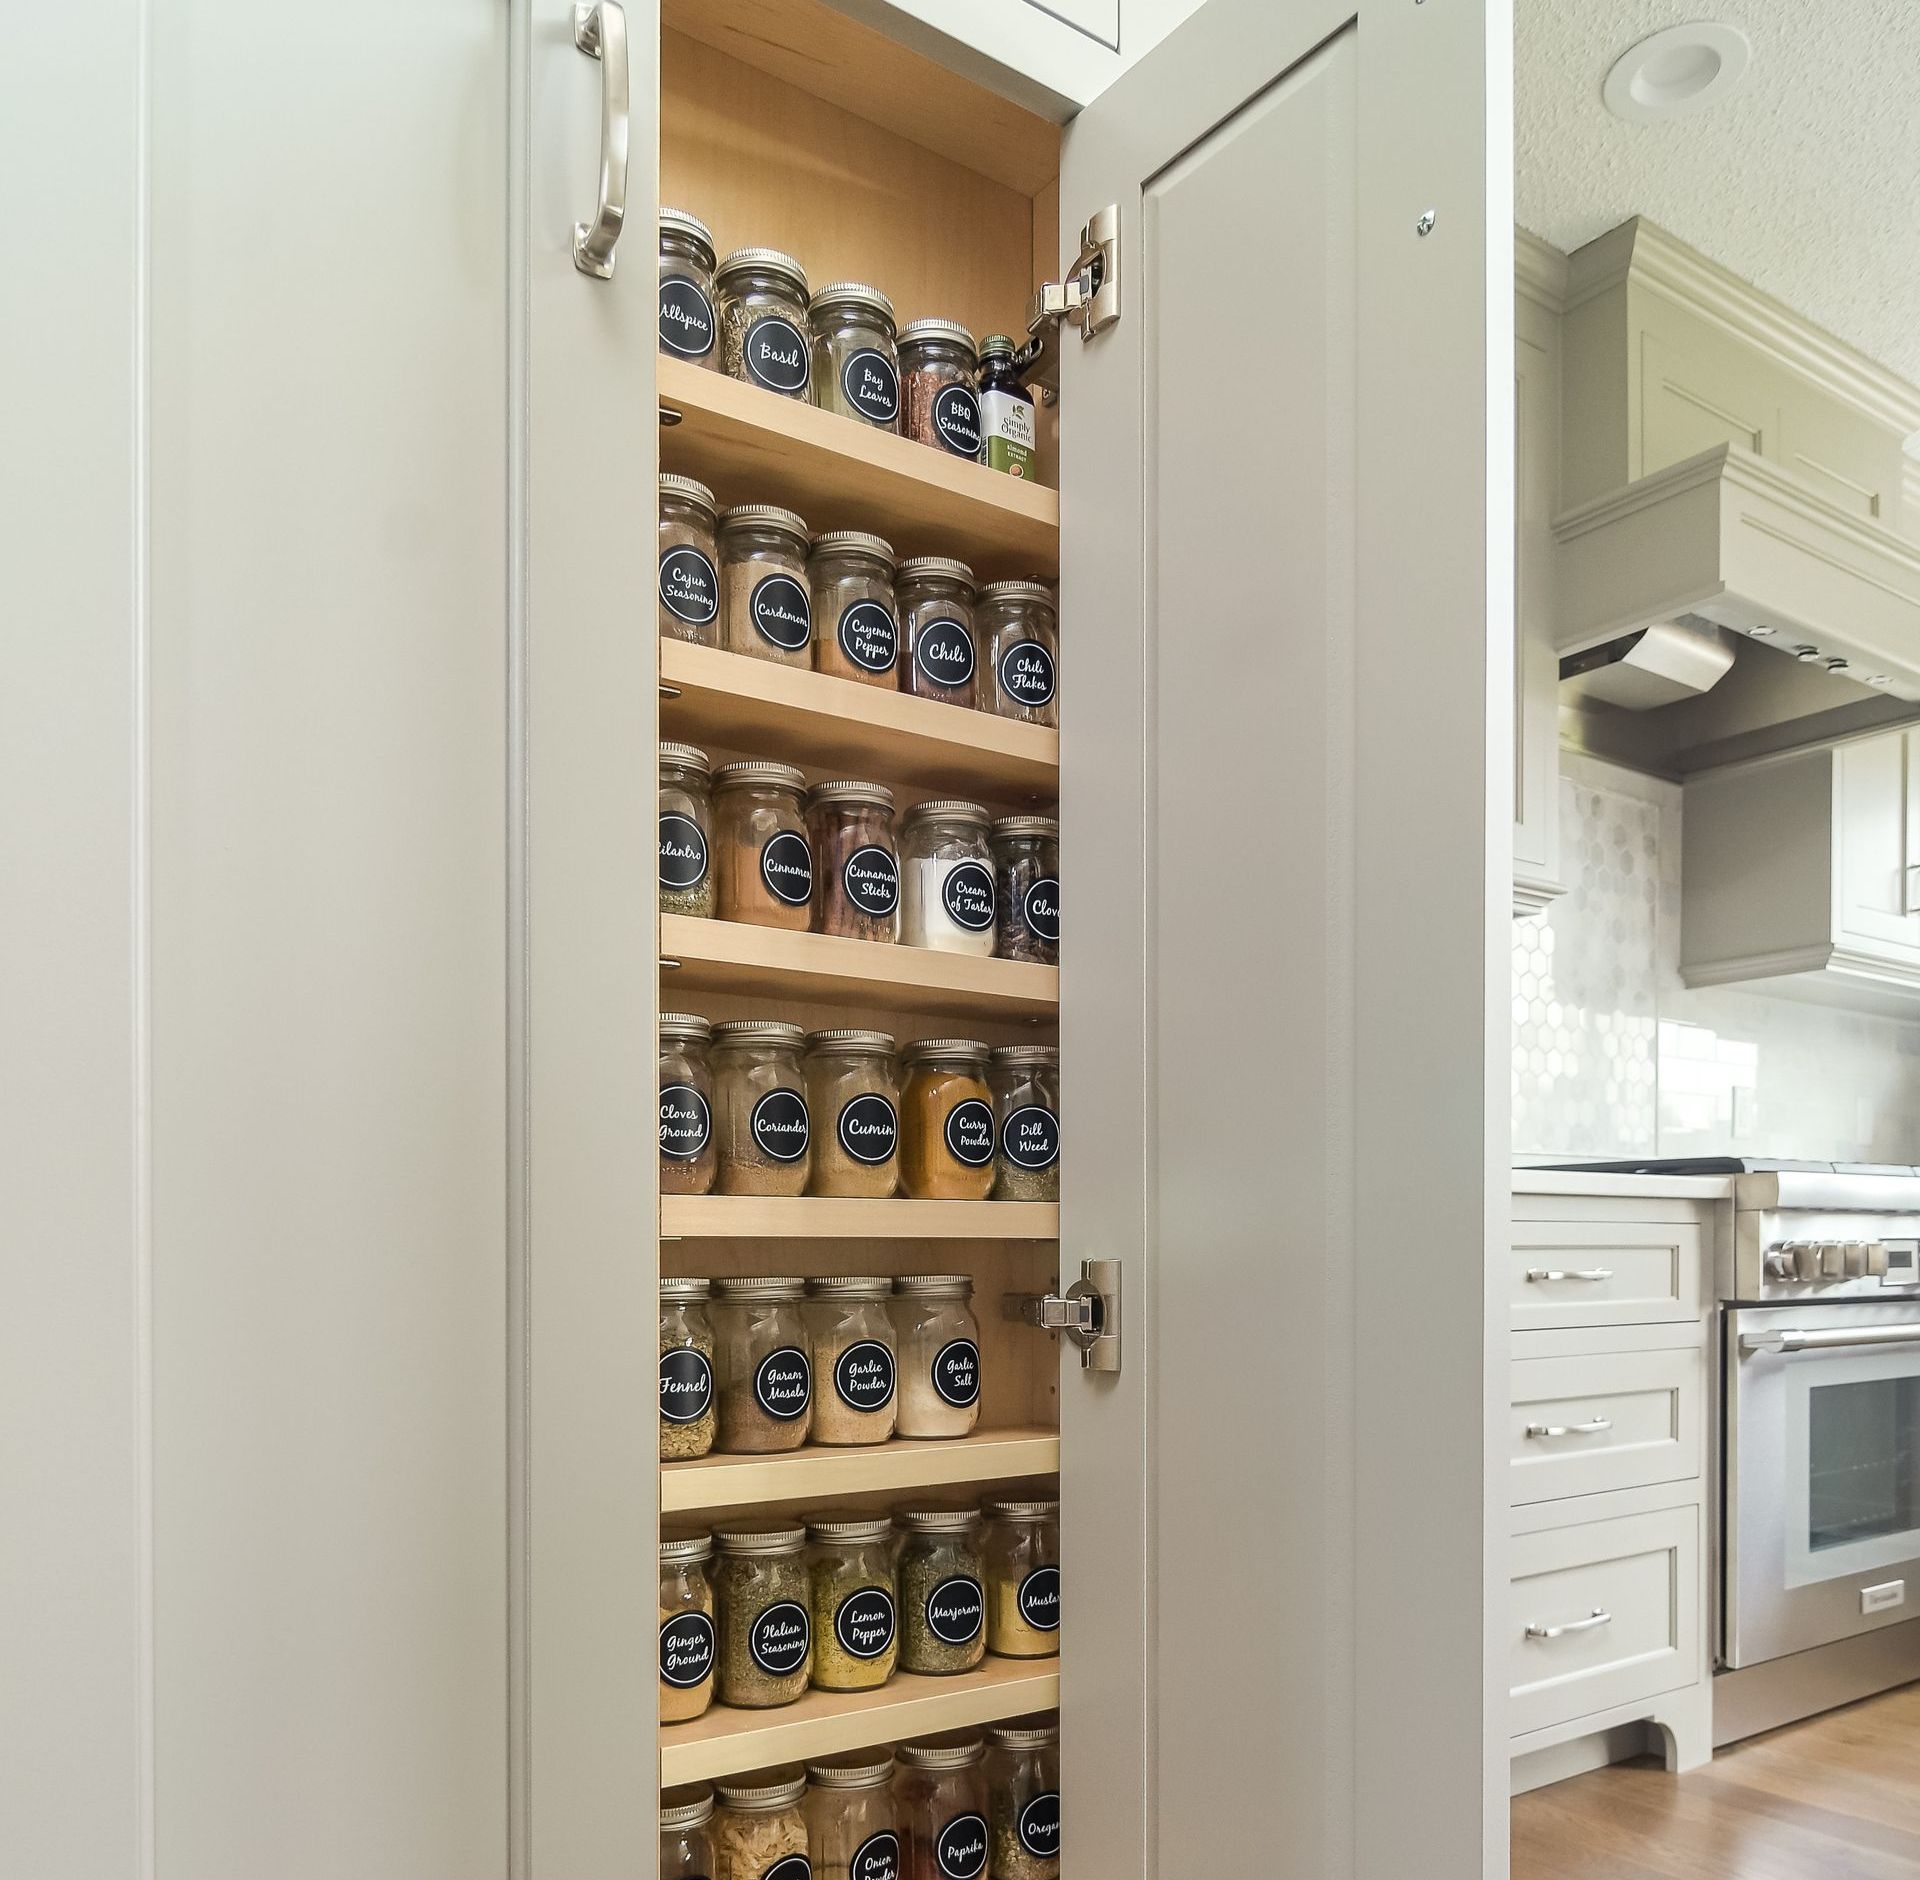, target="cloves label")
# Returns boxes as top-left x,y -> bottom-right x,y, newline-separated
913,617 -> 976,690
841,348 -> 901,425
658,1610 -> 716,1687
1021,875 -> 1060,944
832,1584 -> 896,1659
934,1810 -> 989,1879
941,861 -> 995,932
657,276 -> 716,359
924,1576 -> 985,1648
750,1087 -> 811,1161
932,1337 -> 980,1407
752,1345 -> 812,1421
760,830 -> 815,906
659,1083 -> 712,1161
851,1830 -> 900,1880
996,638 -> 1056,708
1017,1564 -> 1061,1632
659,545 -> 718,626
658,1345 -> 714,1423
1018,1792 -> 1061,1859
842,845 -> 900,918
837,599 -> 898,673
832,1338 -> 896,1412
743,315 -> 810,394
659,814 -> 709,891
931,383 -> 982,458
943,1098 -> 995,1167
747,1598 -> 811,1675
1000,1105 -> 1059,1172
750,572 -> 812,651
837,1092 -> 898,1165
